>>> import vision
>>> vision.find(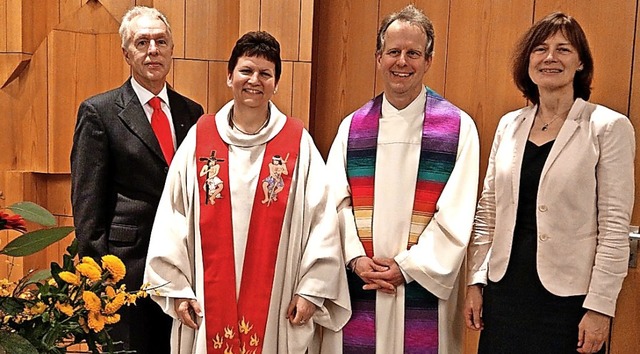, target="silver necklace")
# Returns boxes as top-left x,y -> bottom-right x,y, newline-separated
228,106 -> 270,135
539,109 -> 570,131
